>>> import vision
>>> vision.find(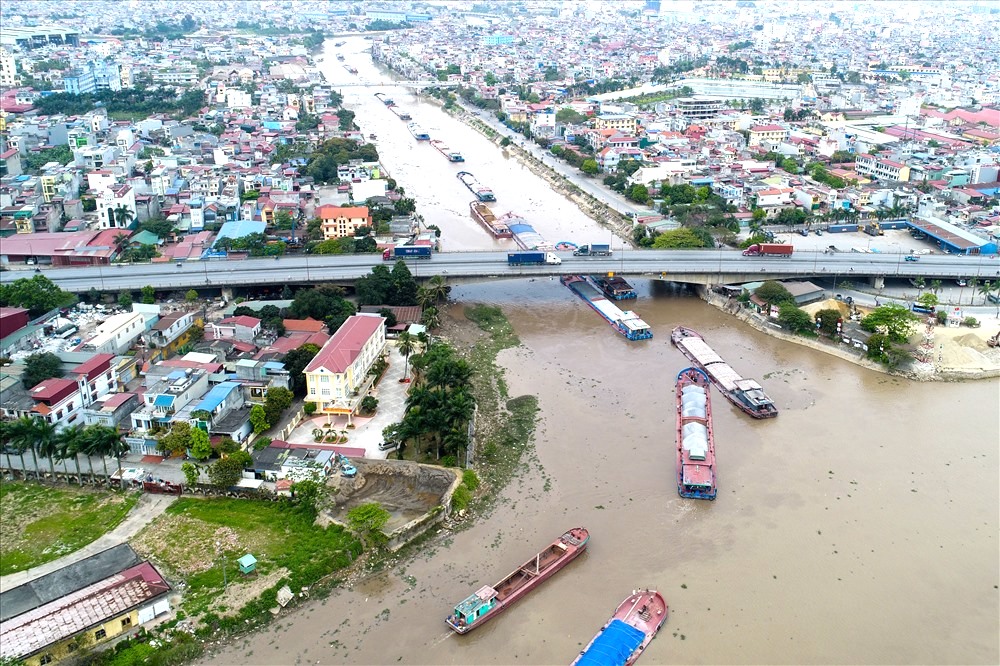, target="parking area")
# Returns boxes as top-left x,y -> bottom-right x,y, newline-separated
773,228 -> 941,256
